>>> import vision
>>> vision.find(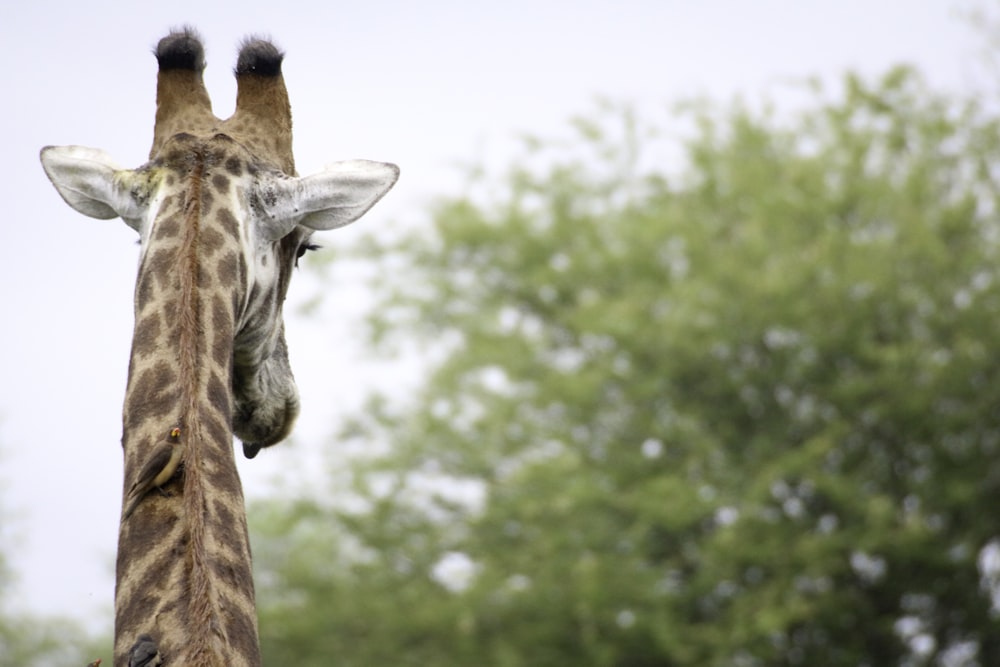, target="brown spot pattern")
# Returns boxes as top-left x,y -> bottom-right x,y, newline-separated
206,373 -> 230,417
125,361 -> 179,430
155,215 -> 181,240
217,207 -> 239,237
216,250 -> 240,287
135,271 -> 154,308
198,264 -> 214,290
201,227 -> 224,255
202,414 -> 231,456
211,295 -> 232,367
161,297 -> 179,325
132,313 -> 162,358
